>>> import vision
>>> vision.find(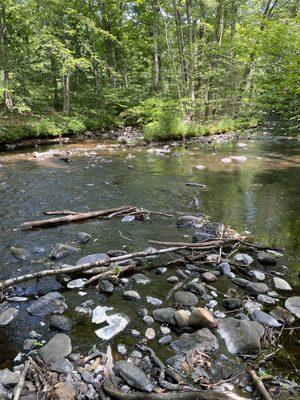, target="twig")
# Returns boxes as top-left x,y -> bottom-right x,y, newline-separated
249,370 -> 272,400
119,230 -> 133,241
13,360 -> 30,400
